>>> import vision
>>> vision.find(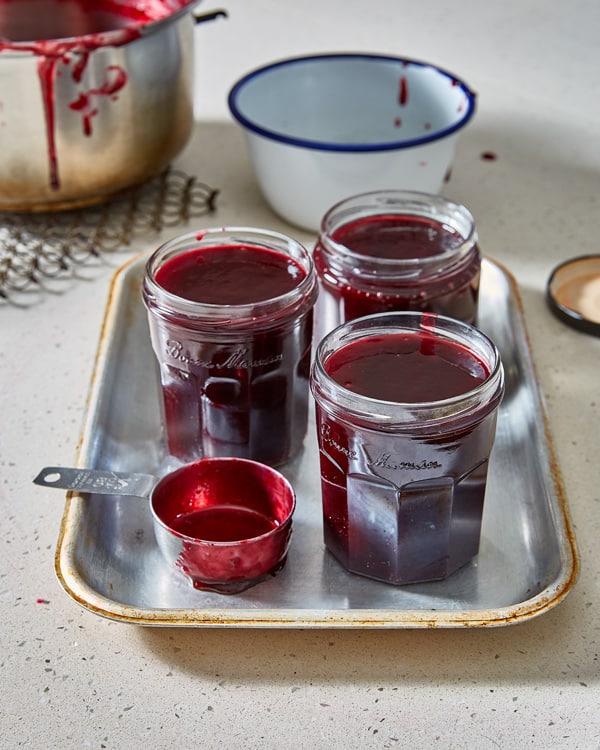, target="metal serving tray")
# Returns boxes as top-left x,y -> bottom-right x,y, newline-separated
54,255 -> 579,628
